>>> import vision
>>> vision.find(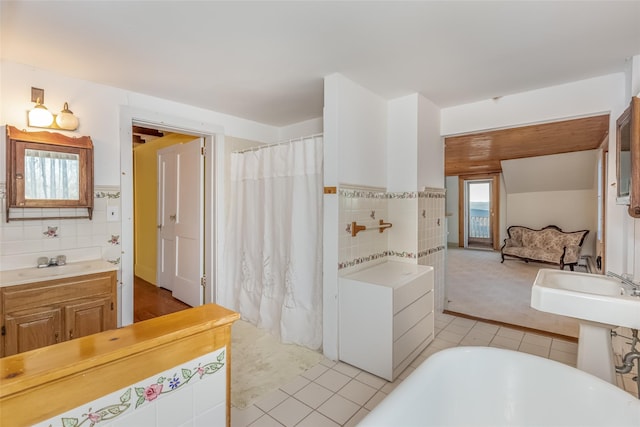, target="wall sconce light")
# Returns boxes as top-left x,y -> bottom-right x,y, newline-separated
27,87 -> 79,131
